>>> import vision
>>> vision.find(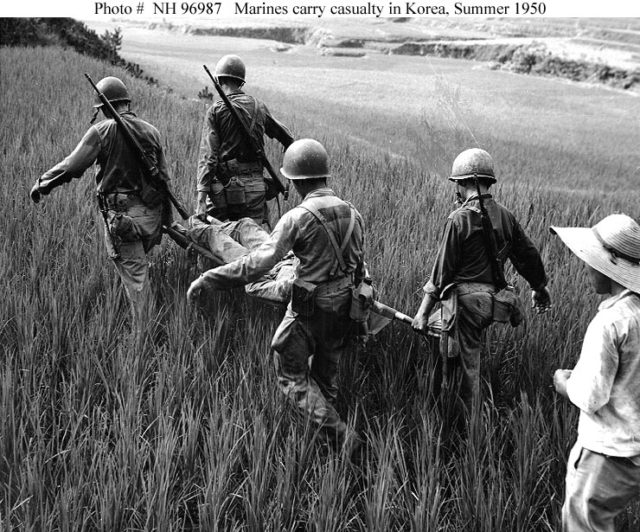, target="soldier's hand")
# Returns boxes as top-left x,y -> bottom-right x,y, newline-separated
412,294 -> 436,334
552,369 -> 571,398
196,191 -> 209,218
187,277 -> 206,305
30,183 -> 41,204
411,313 -> 428,333
531,287 -> 551,314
